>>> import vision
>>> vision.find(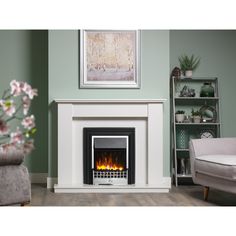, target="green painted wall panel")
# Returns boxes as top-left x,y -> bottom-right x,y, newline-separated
0,30 -> 48,173
48,30 -> 170,177
2,29 -> 235,179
